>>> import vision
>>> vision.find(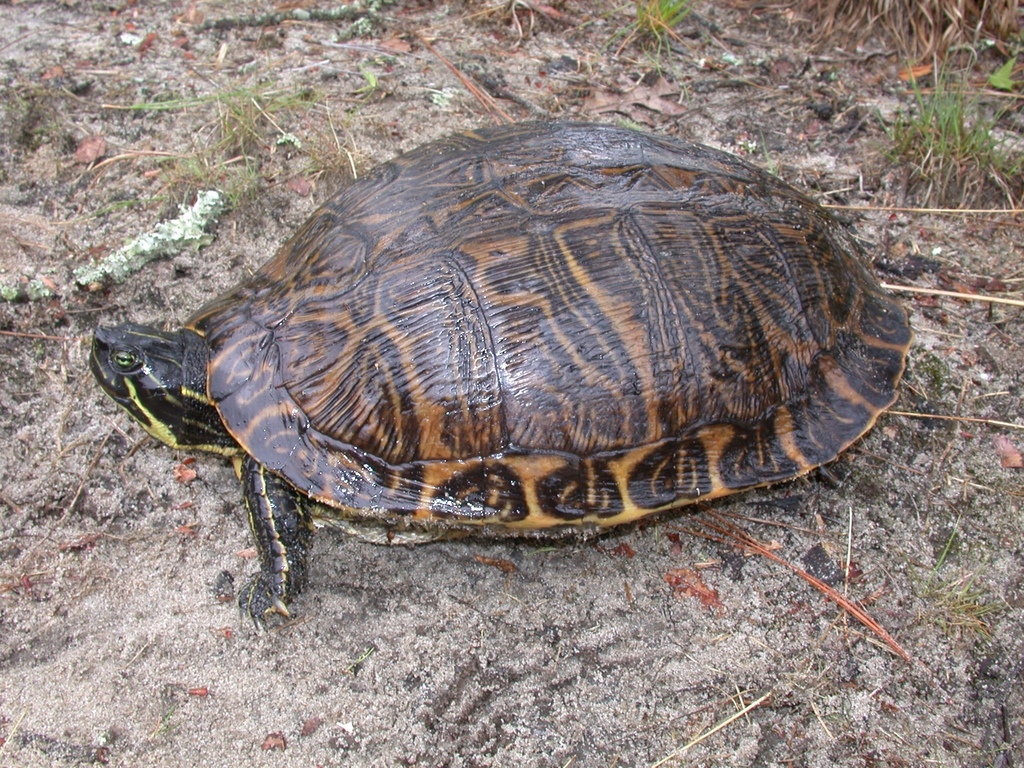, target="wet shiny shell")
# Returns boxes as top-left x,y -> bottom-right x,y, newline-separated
188,122 -> 911,530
